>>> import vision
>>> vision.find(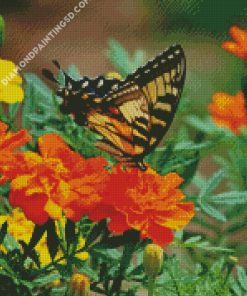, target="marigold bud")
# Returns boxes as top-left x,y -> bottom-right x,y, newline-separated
144,244 -> 163,277
70,273 -> 90,296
